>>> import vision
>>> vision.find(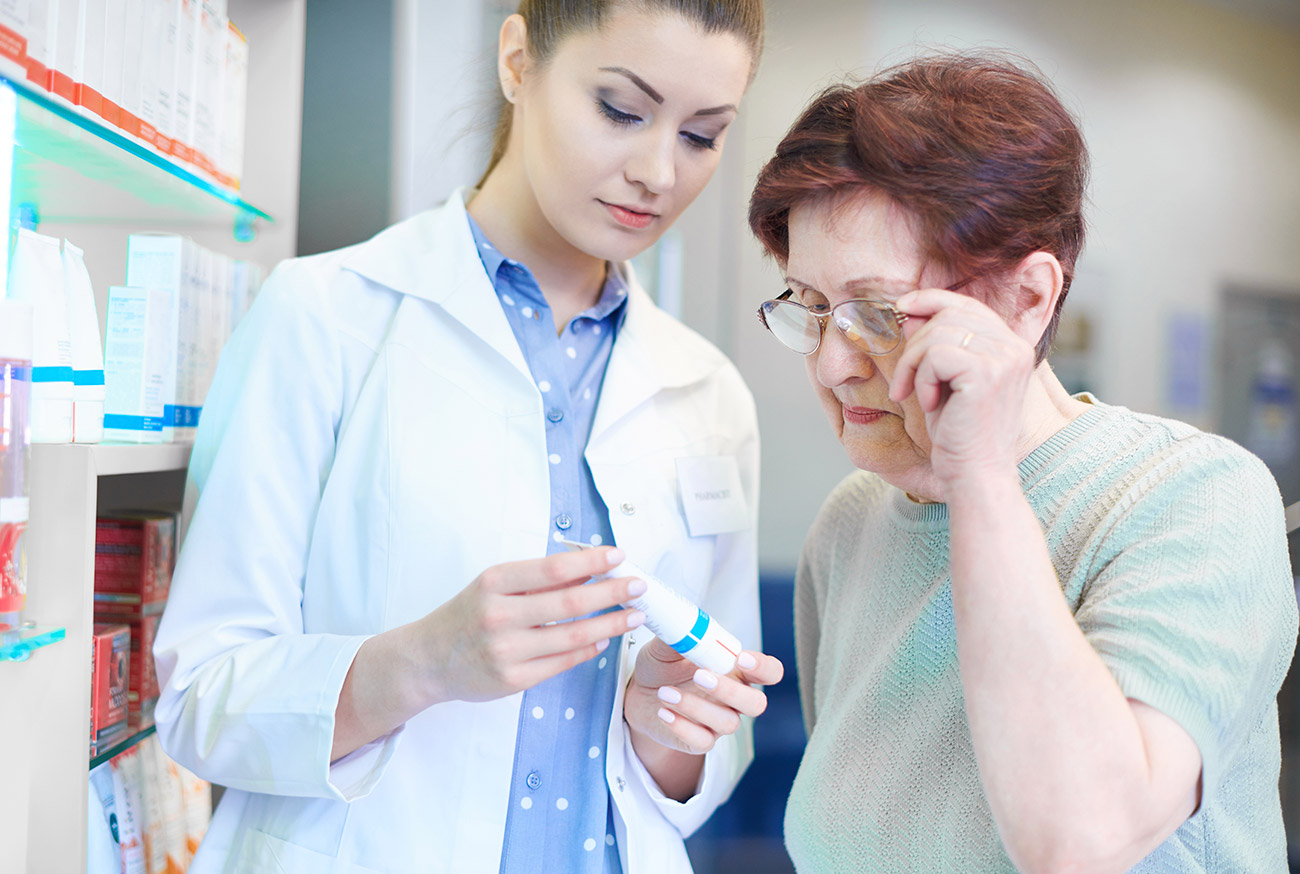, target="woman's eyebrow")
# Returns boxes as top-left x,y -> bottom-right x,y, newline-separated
599,66 -> 663,104
786,274 -> 901,294
599,66 -> 736,117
